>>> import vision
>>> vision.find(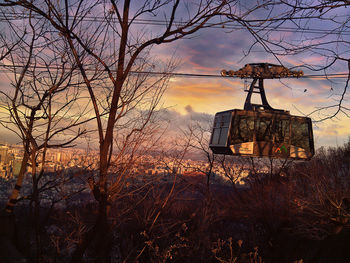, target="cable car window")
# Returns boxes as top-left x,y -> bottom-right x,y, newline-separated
291,119 -> 310,150
210,116 -> 219,145
256,117 -> 273,141
220,114 -> 230,125
231,115 -> 254,144
275,119 -> 290,143
211,127 -> 220,145
210,113 -> 231,146
219,127 -> 229,145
